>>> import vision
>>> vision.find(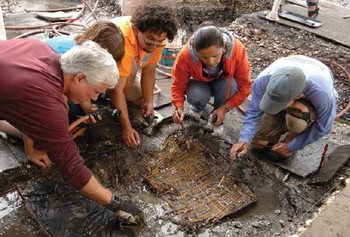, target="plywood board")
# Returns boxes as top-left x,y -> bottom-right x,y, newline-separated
259,1 -> 350,48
